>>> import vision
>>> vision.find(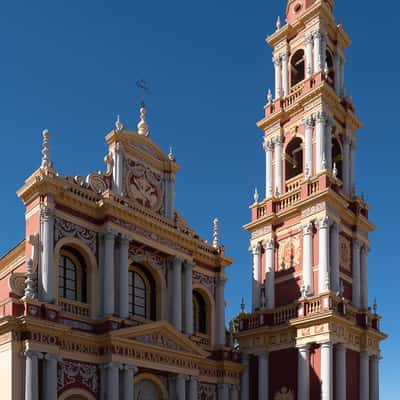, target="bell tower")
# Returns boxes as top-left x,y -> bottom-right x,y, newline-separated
236,1 -> 386,399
